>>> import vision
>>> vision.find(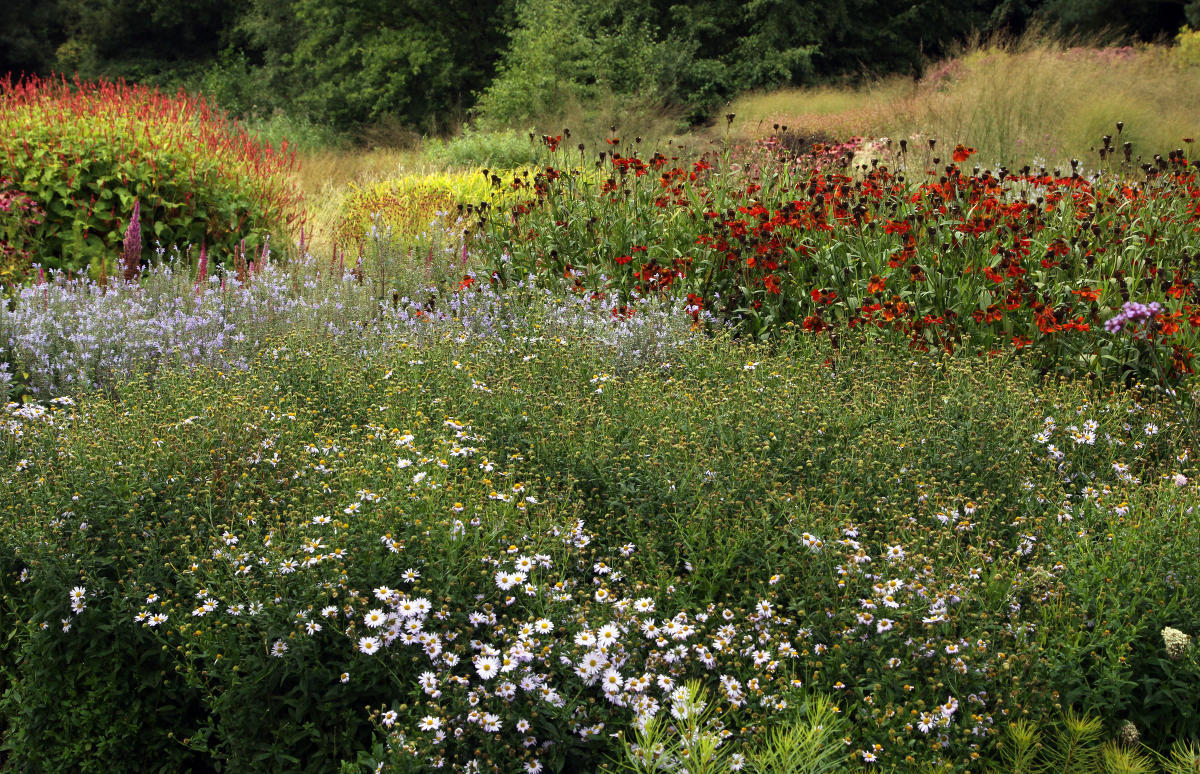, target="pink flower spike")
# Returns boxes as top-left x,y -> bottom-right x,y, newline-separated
195,242 -> 208,293
121,200 -> 141,283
